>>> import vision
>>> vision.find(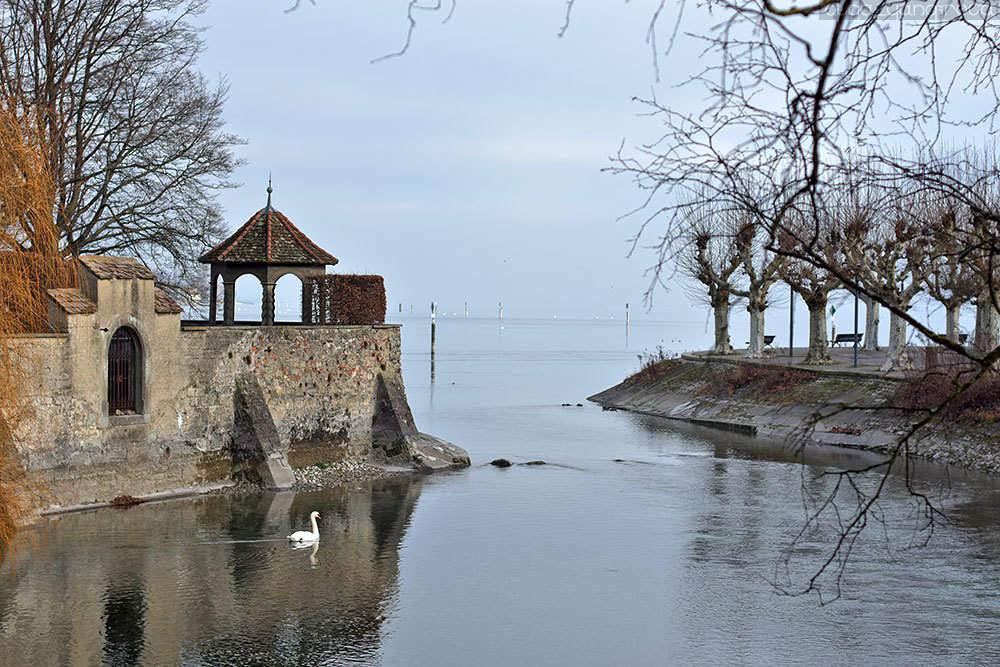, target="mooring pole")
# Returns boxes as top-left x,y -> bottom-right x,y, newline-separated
499,301 -> 503,320
789,285 -> 795,358
854,290 -> 859,368
430,301 -> 436,360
